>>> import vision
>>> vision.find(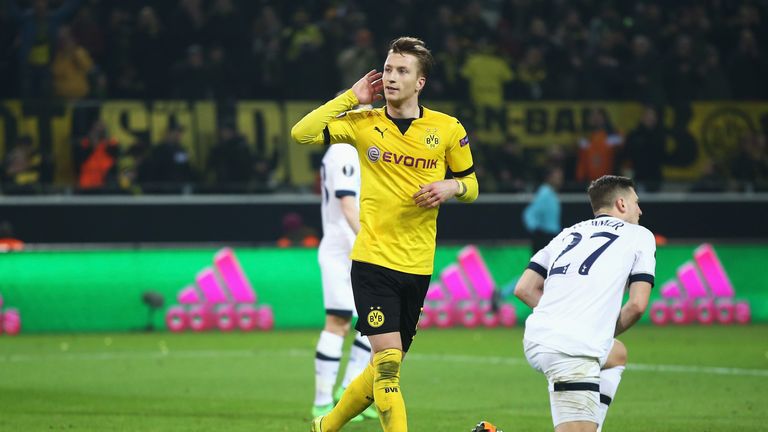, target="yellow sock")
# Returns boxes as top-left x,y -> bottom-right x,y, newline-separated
323,363 -> 374,431
373,349 -> 407,432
